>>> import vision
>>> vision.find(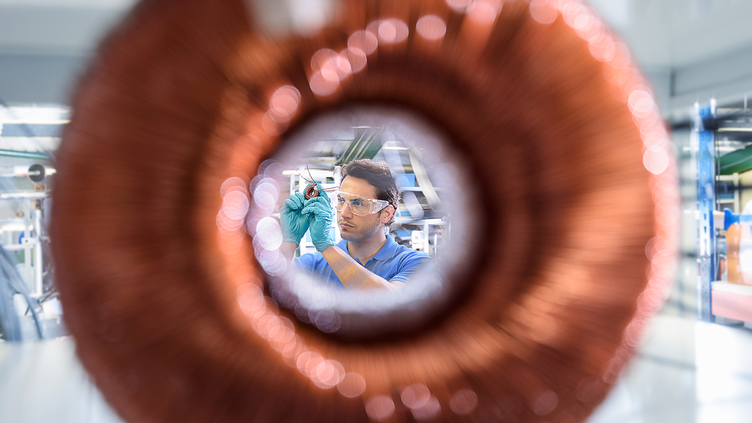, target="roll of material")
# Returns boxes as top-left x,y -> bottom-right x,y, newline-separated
50,0 -> 677,422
